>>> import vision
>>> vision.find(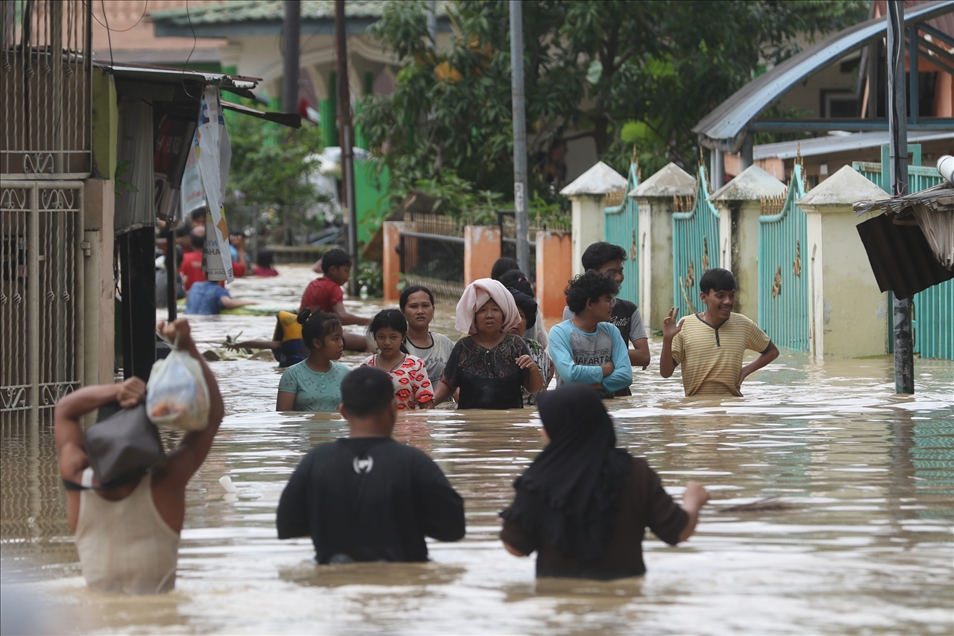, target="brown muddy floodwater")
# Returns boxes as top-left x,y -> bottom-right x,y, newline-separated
2,265 -> 953,635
